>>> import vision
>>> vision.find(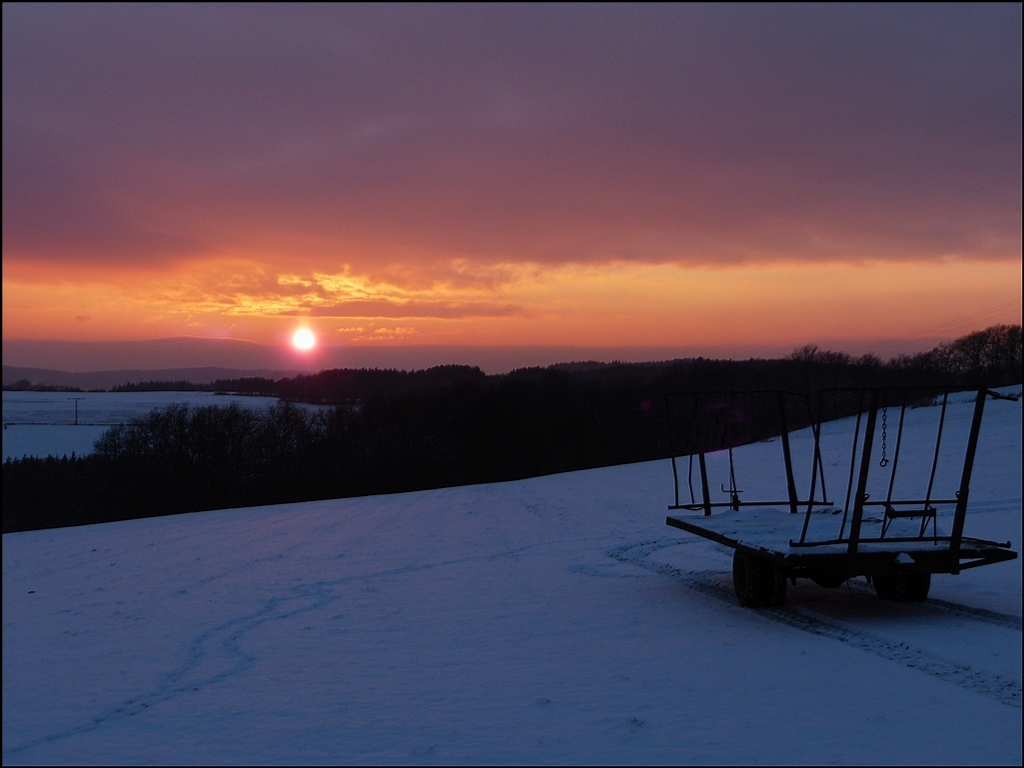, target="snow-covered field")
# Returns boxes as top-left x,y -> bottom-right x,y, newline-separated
3,390 -> 1021,764
2,391 -> 288,461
